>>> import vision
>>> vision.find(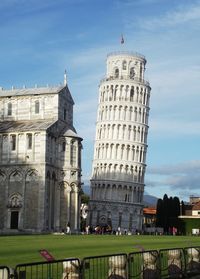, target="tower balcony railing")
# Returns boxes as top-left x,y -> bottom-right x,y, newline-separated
107,50 -> 146,60
99,75 -> 150,86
